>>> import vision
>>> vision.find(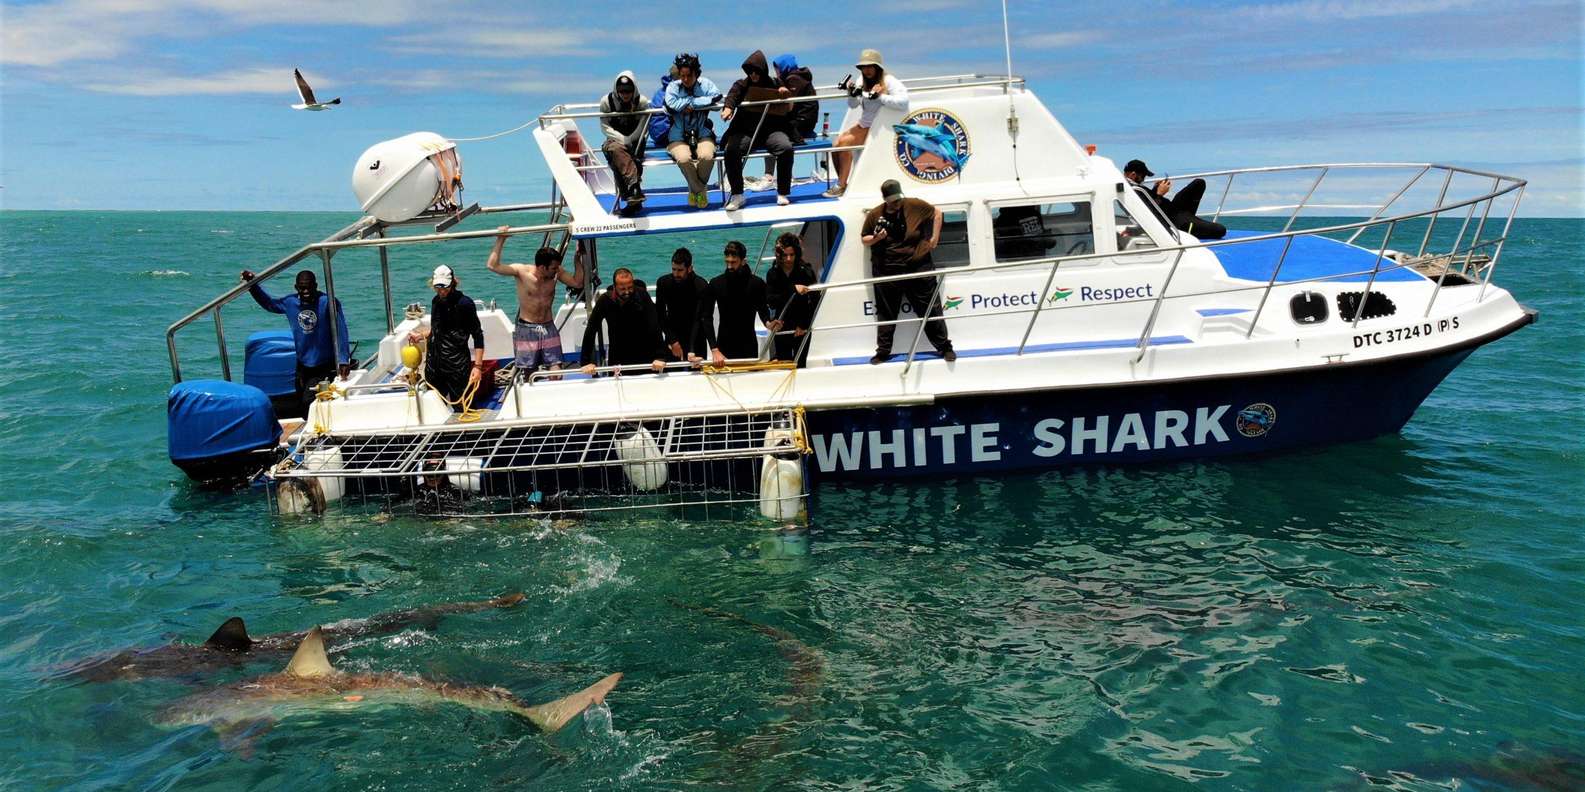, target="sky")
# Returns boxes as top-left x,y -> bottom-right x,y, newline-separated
1,0 -> 1581,216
